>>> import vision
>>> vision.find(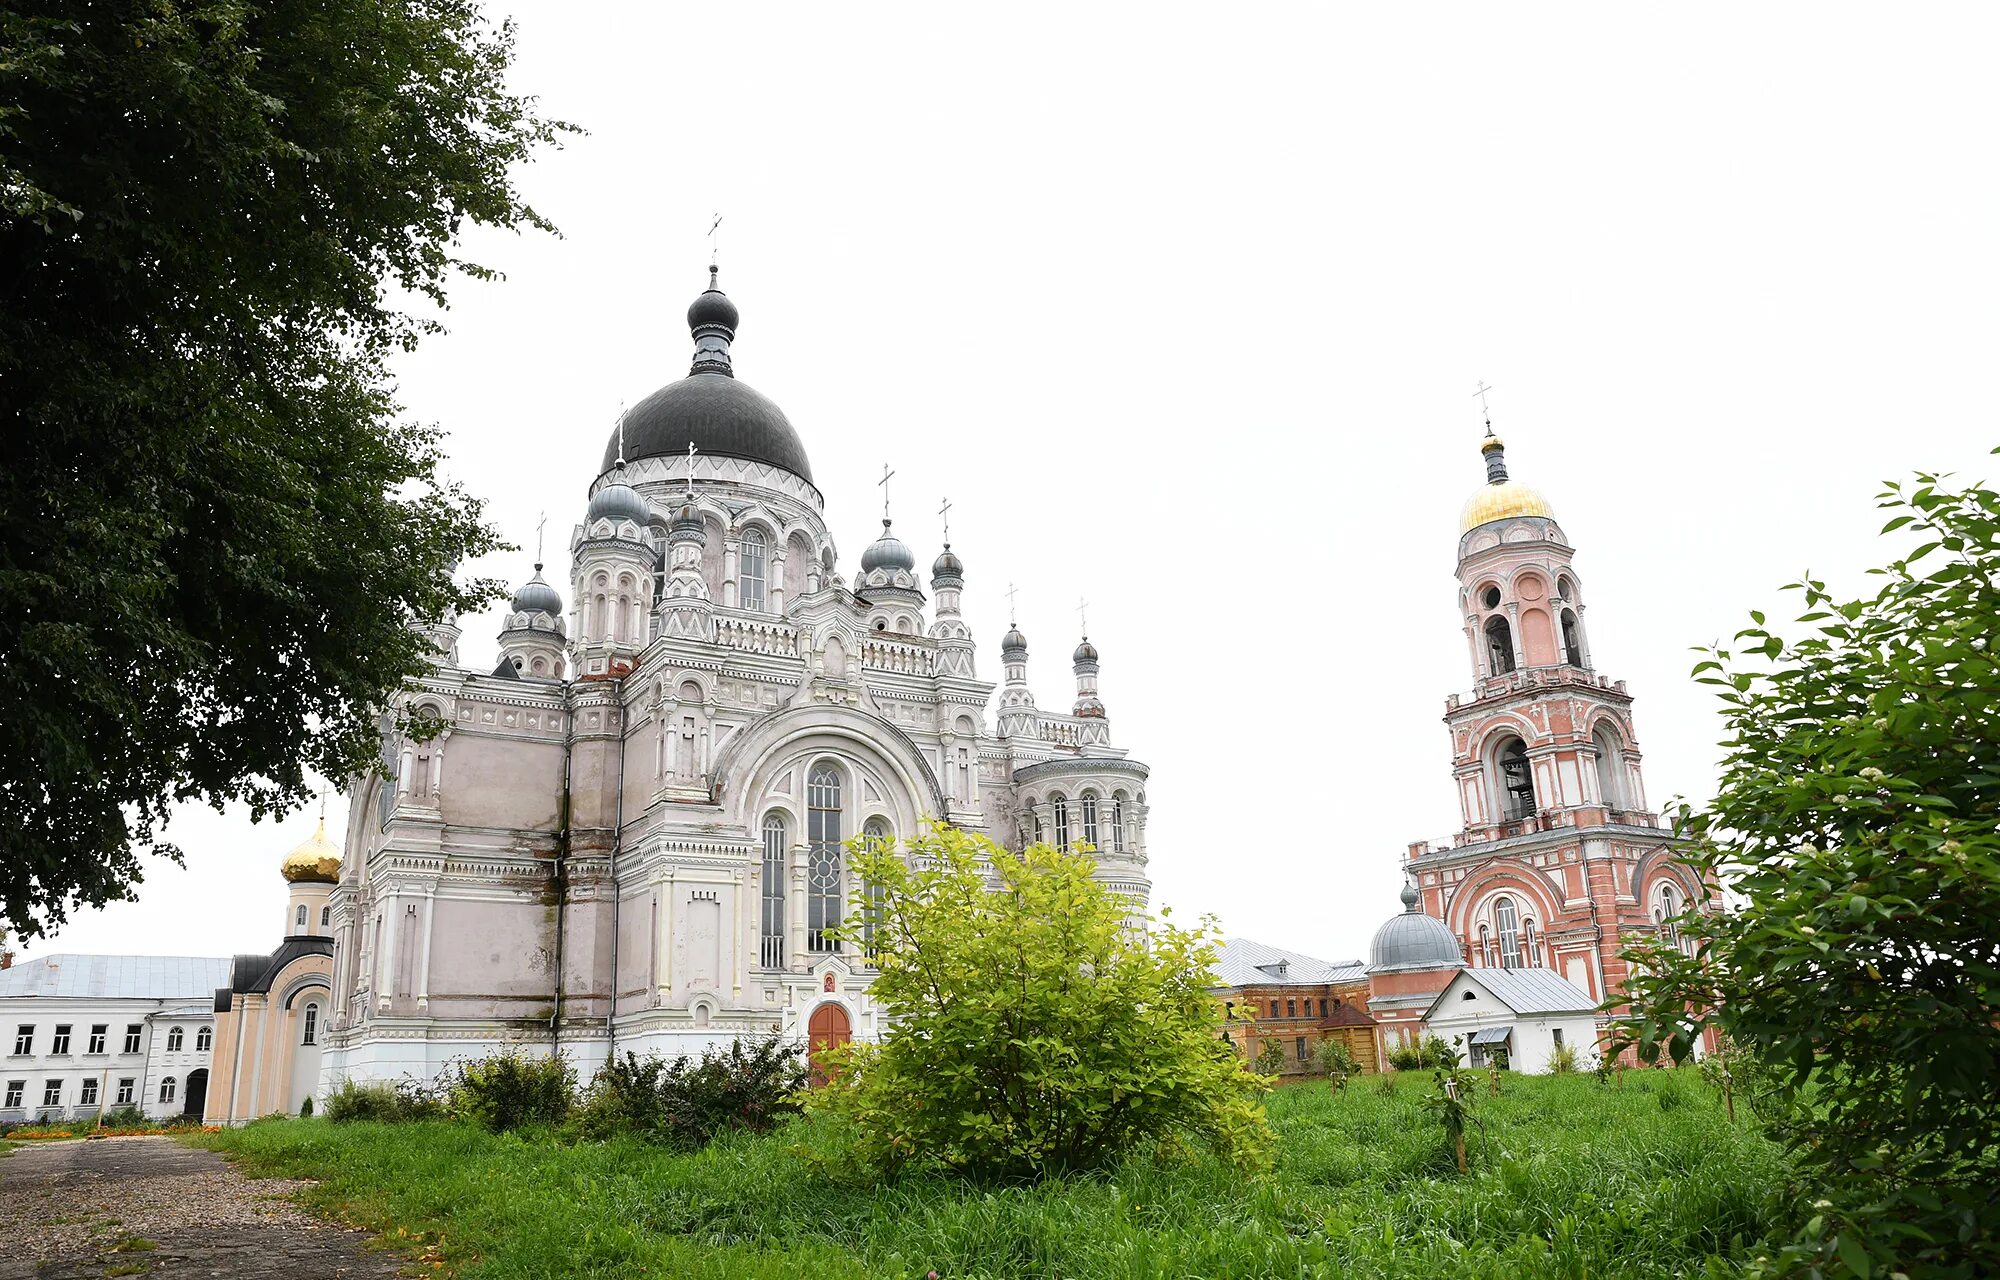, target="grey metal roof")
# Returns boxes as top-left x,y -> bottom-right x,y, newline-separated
1214,937 -> 1367,989
1429,968 -> 1598,1018
1470,1025 -> 1514,1045
606,375 -> 813,482
1367,908 -> 1467,973
0,954 -> 232,1000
